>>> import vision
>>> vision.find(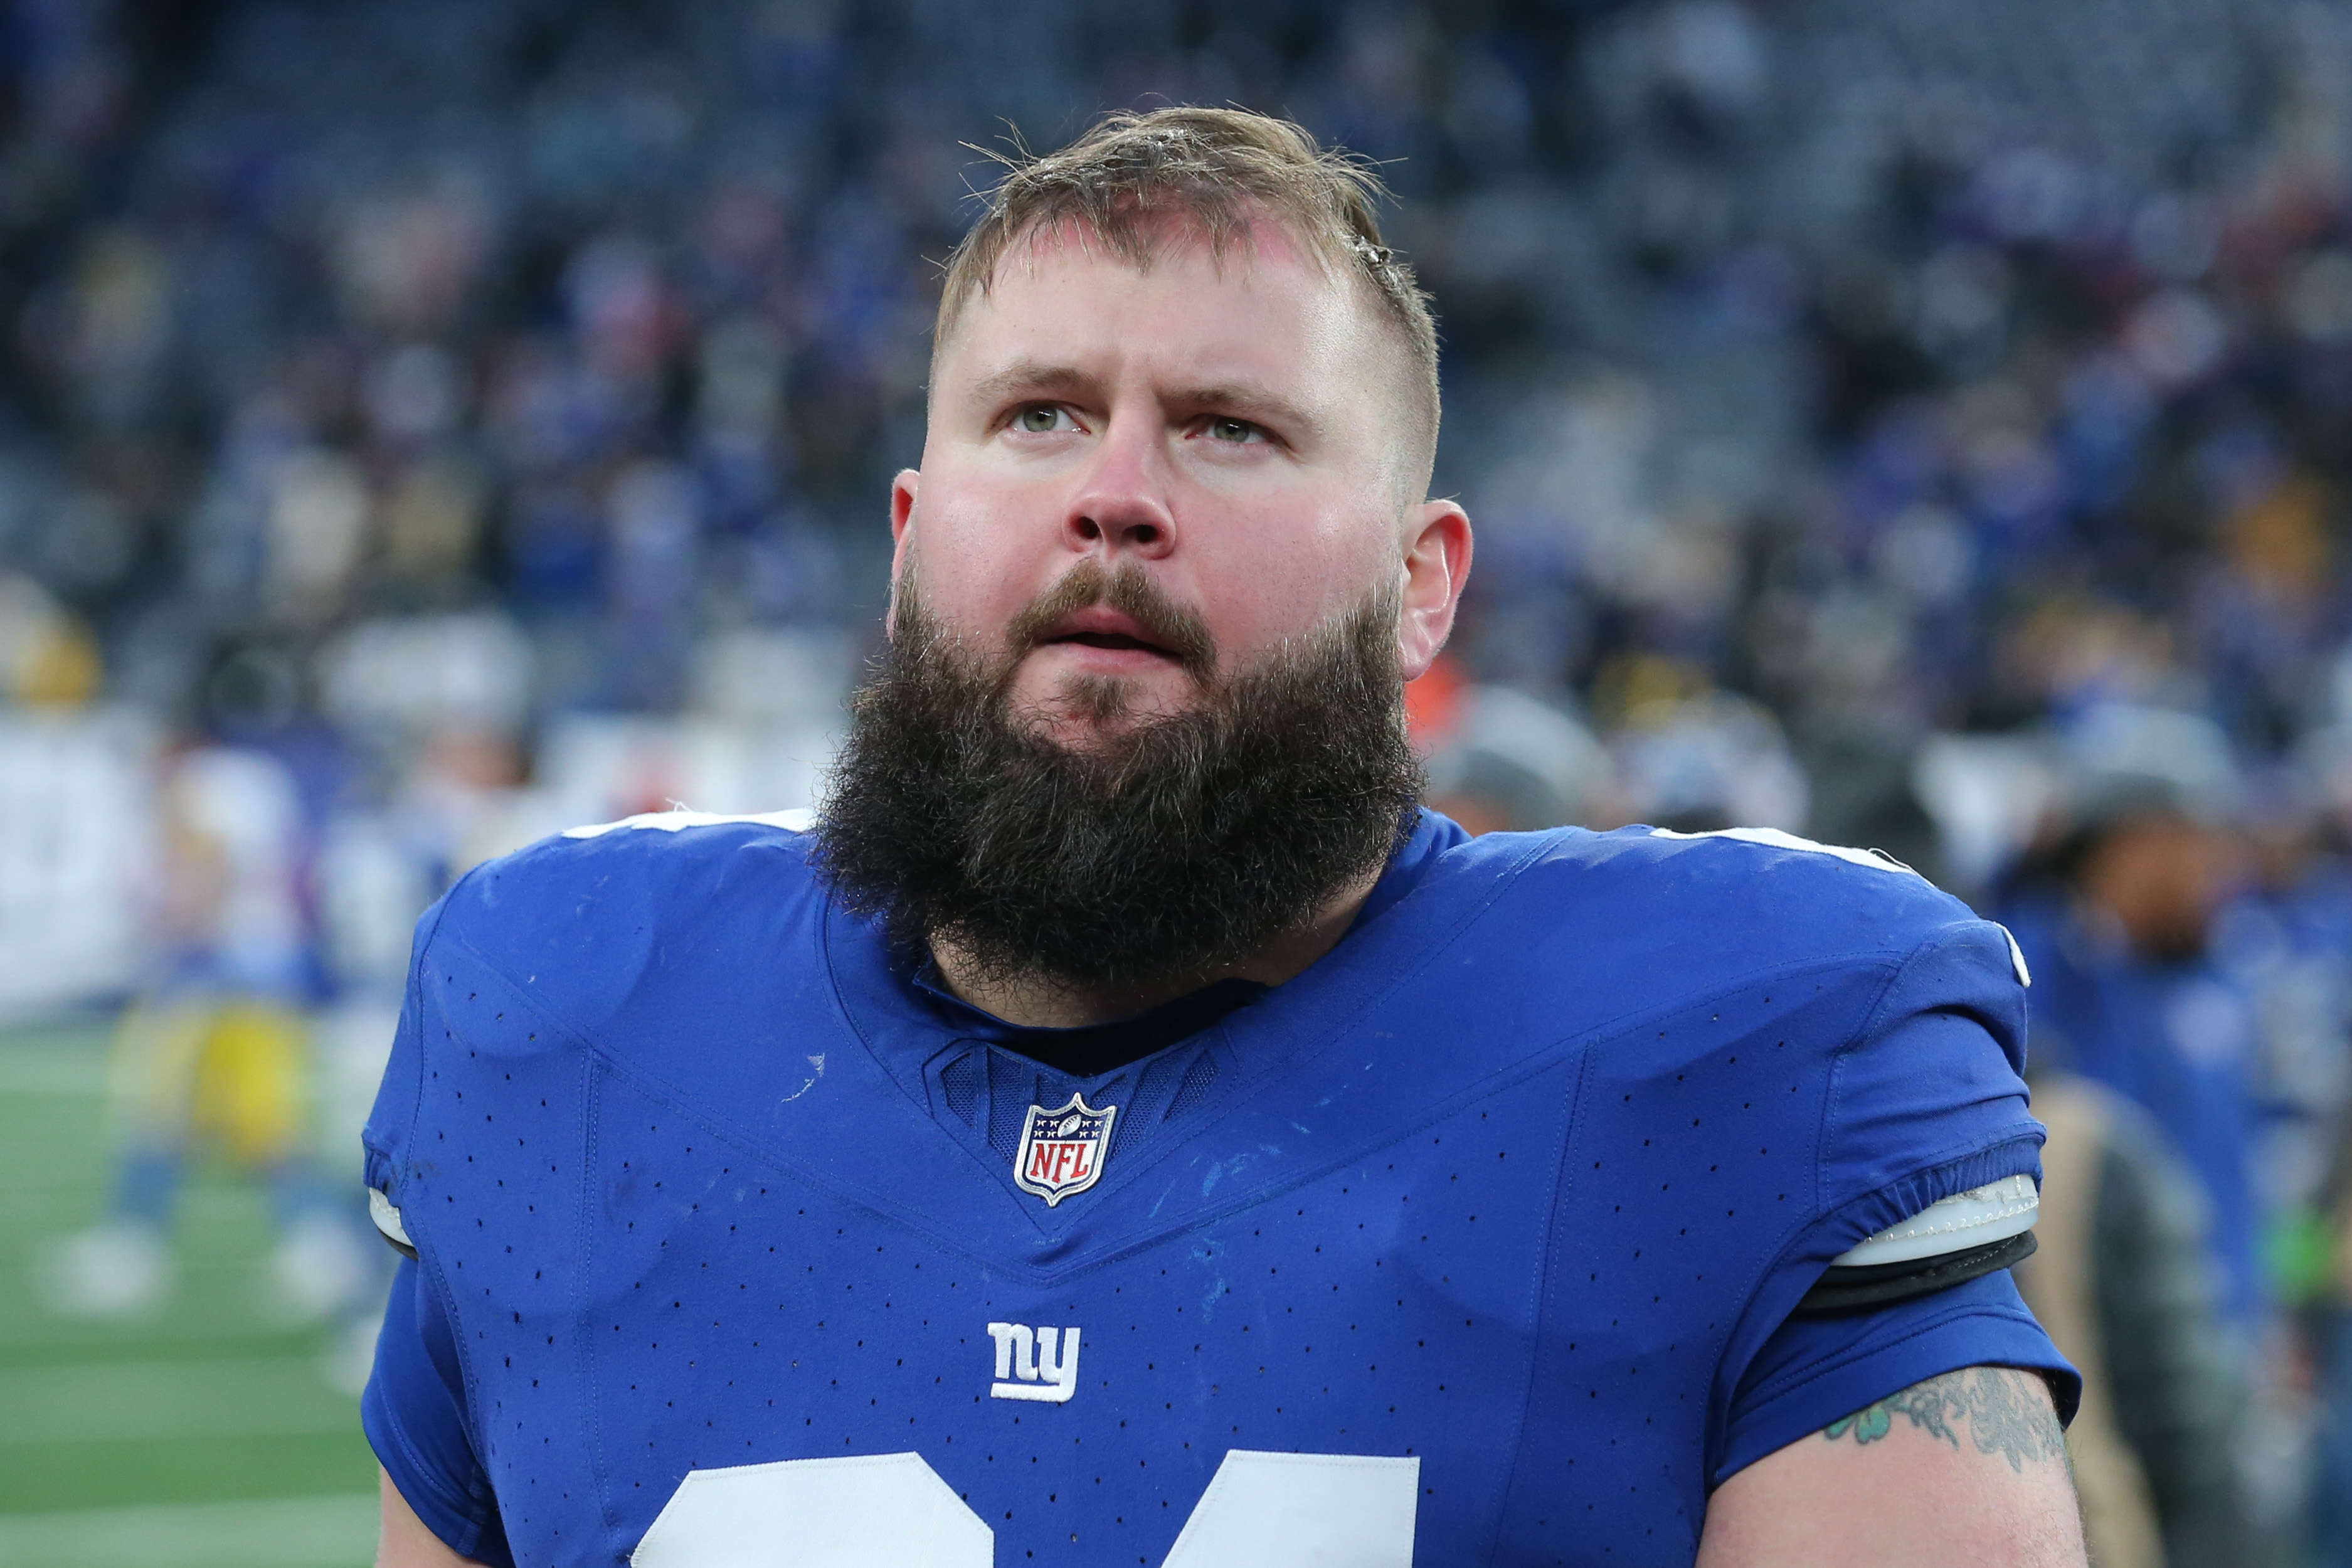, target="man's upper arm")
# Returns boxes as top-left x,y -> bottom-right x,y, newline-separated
1698,1366 -> 2085,1567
